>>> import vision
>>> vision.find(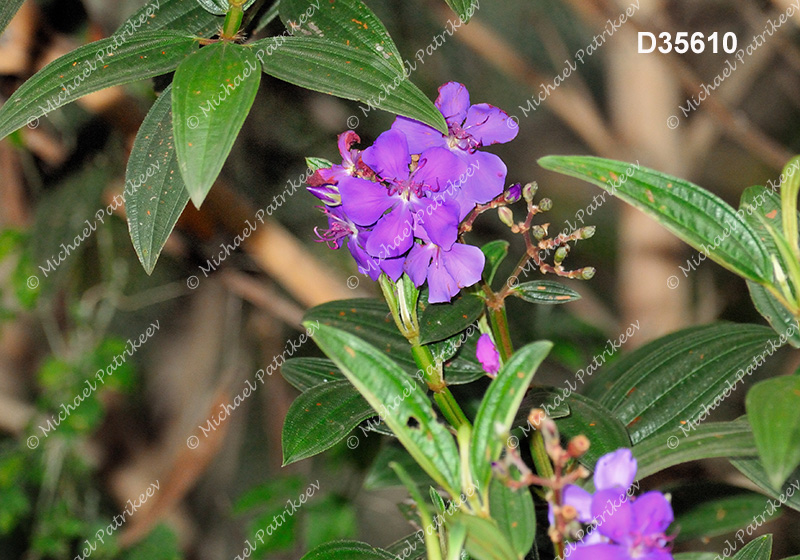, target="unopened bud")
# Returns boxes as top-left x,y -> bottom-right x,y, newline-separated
579,226 -> 596,240
531,225 -> 547,240
506,183 -> 522,203
528,408 -> 546,429
522,182 -> 538,202
567,435 -> 590,458
498,206 -> 515,228
561,505 -> 578,522
554,246 -> 569,265
539,198 -> 553,212
581,267 -> 596,280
